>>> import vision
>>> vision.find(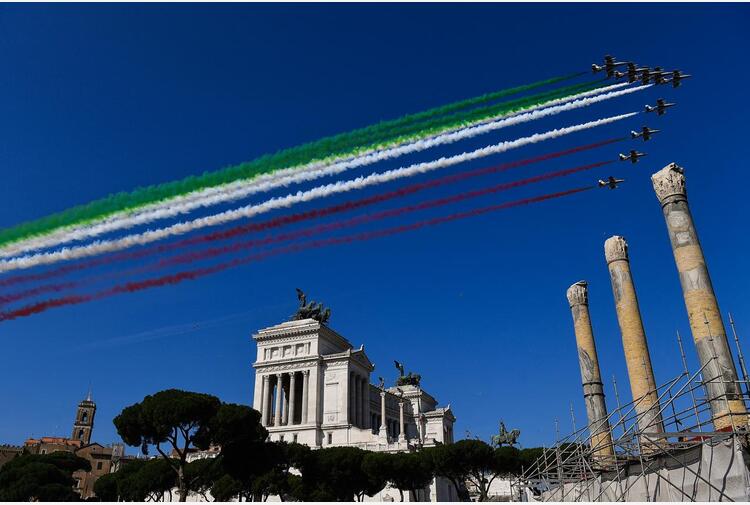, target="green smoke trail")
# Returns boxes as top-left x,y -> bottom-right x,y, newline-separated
0,77 -> 605,250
